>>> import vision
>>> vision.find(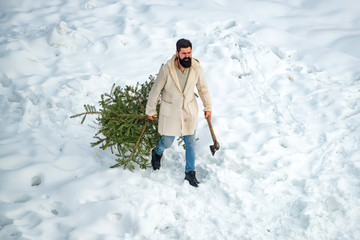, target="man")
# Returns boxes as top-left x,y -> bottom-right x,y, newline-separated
146,39 -> 212,187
